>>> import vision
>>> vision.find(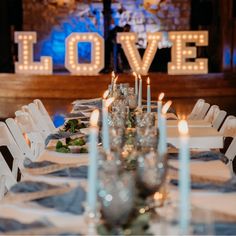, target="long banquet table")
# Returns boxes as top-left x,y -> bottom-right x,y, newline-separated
0,98 -> 235,235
